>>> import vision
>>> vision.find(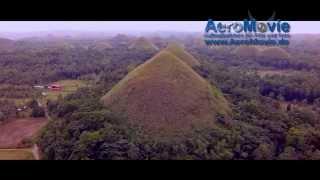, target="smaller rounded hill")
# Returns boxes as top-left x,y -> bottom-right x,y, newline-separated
165,42 -> 201,67
0,38 -> 15,52
128,37 -> 159,52
90,41 -> 113,51
259,47 -> 291,59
